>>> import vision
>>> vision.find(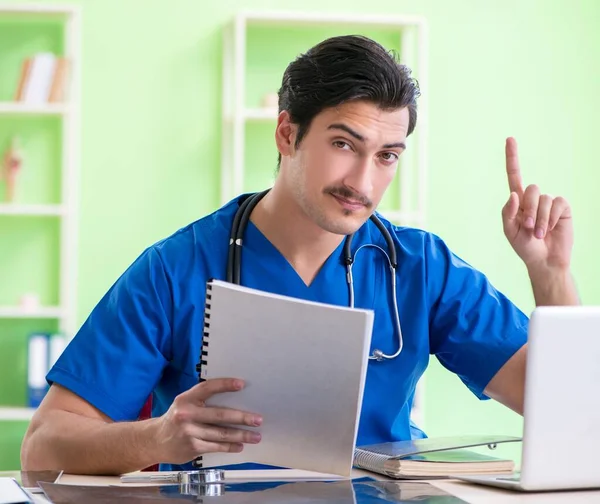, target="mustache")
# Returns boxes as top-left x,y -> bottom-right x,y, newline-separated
326,186 -> 373,208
